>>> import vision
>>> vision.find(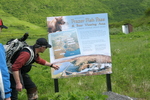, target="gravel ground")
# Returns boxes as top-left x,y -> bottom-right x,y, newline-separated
103,91 -> 137,100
